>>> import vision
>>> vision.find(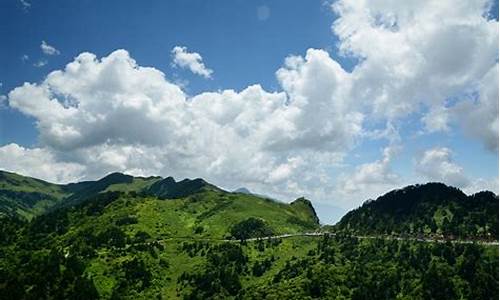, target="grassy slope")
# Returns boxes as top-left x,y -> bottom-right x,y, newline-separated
15,189 -> 319,298
0,171 -> 161,220
58,190 -> 318,242
0,170 -> 69,219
